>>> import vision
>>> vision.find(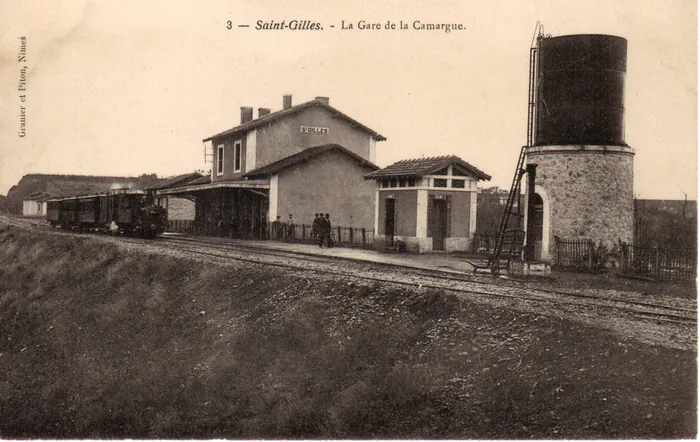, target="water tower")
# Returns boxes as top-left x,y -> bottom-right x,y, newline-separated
524,33 -> 634,261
